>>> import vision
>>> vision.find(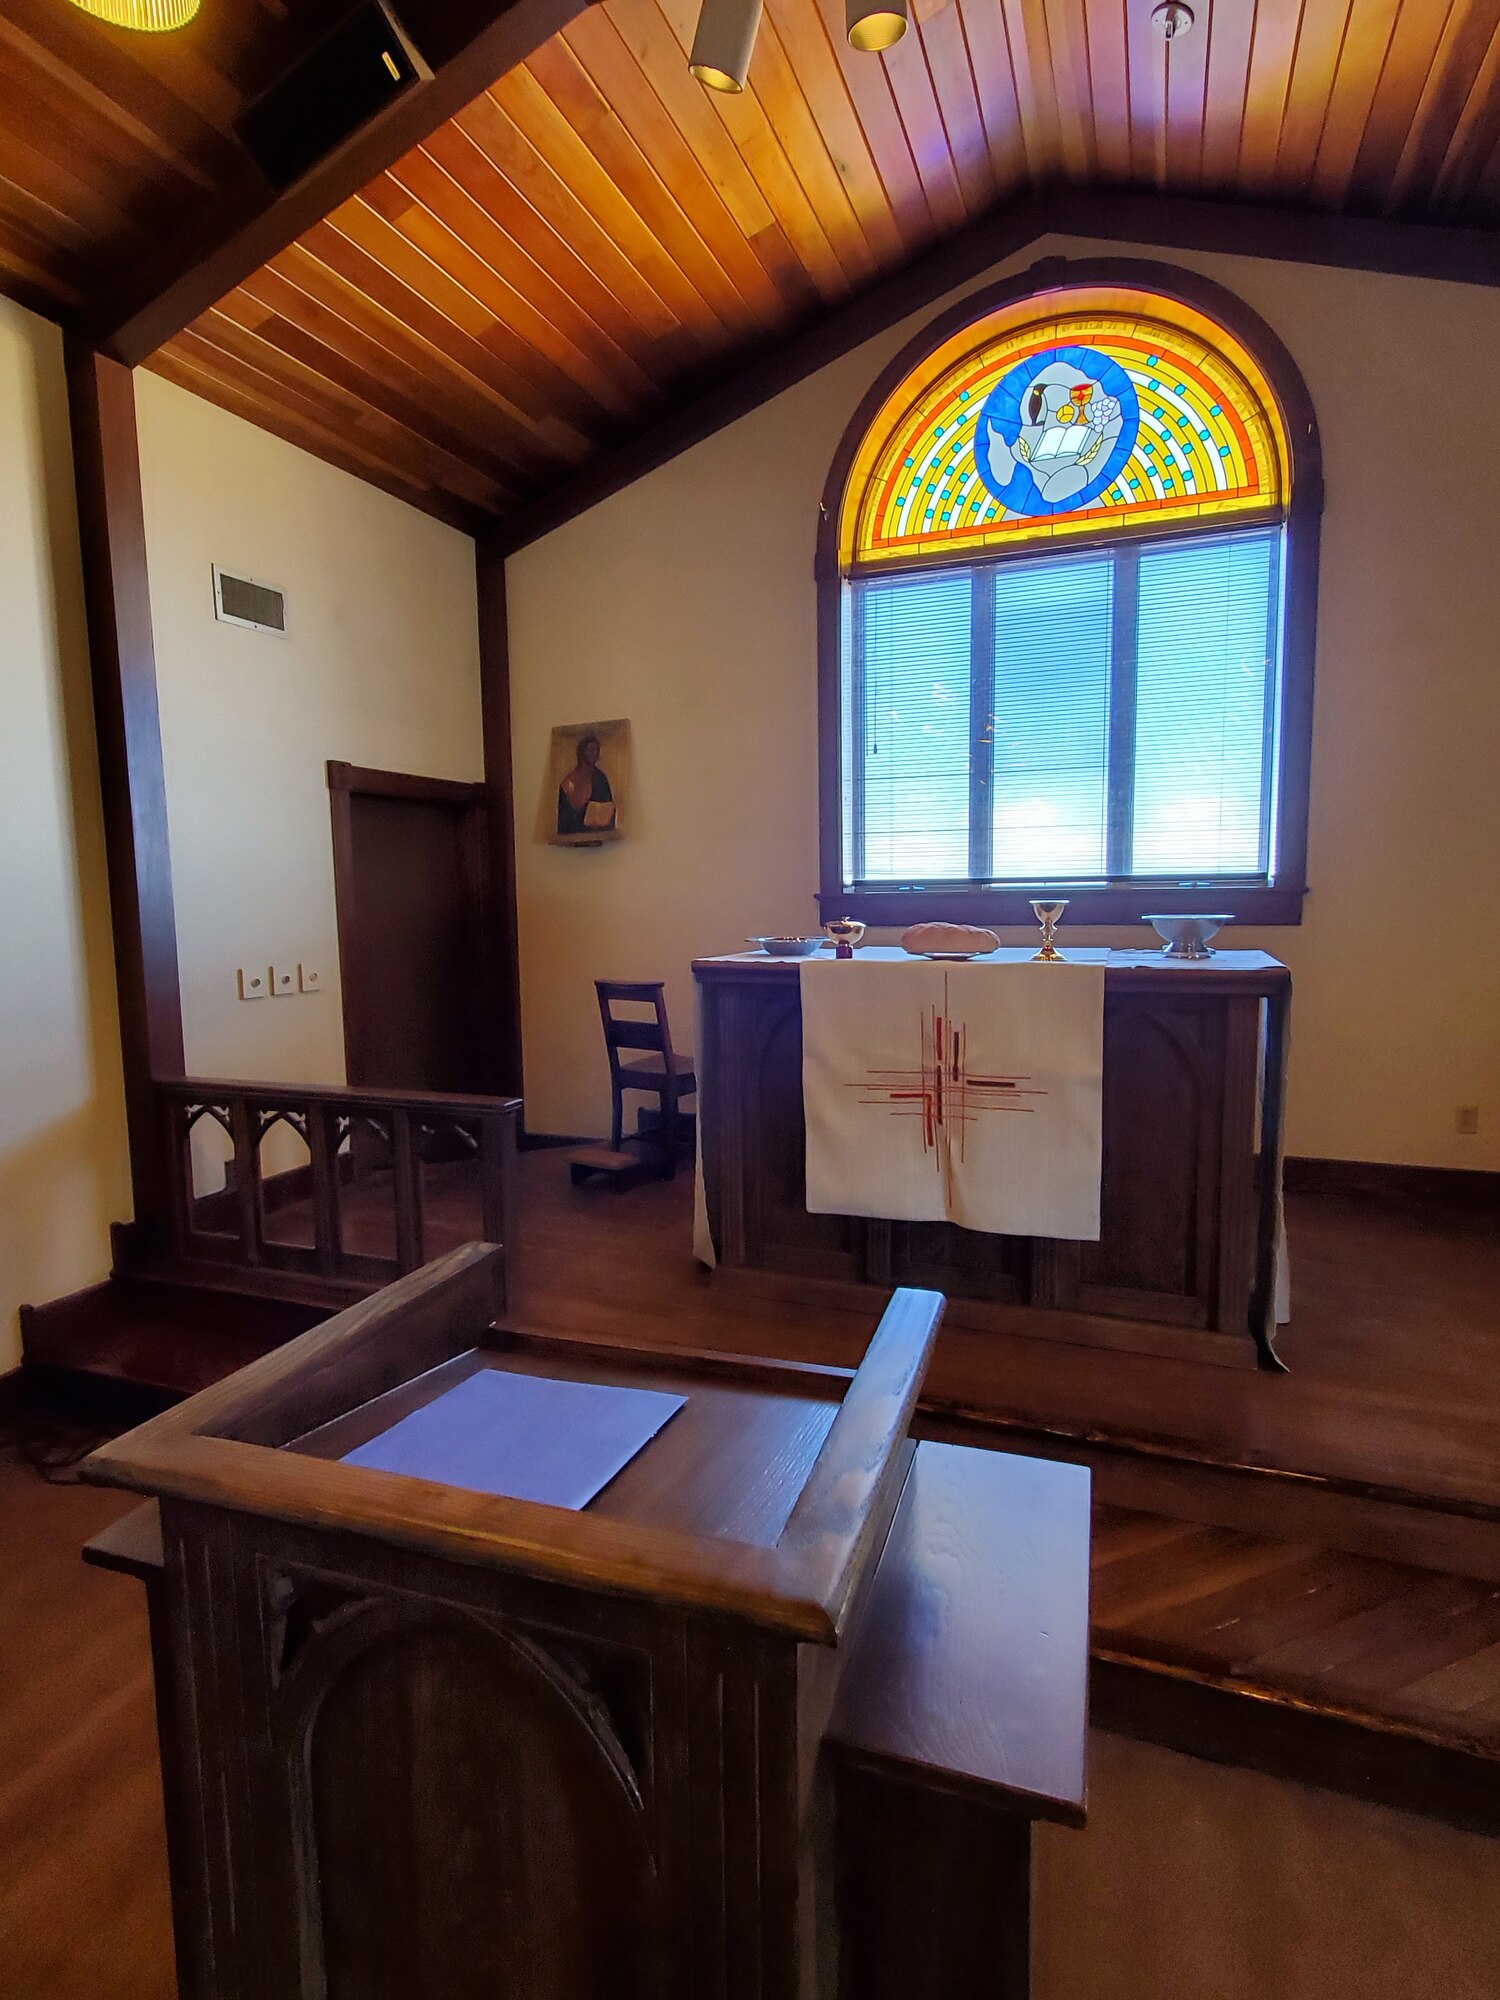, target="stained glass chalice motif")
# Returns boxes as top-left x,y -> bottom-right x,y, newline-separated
976,344 -> 1138,519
